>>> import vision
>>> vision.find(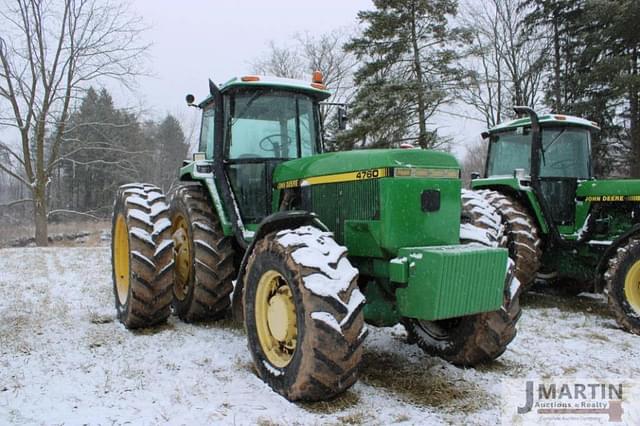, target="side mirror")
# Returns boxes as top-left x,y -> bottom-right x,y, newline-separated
470,172 -> 481,180
186,94 -> 195,106
337,106 -> 348,131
